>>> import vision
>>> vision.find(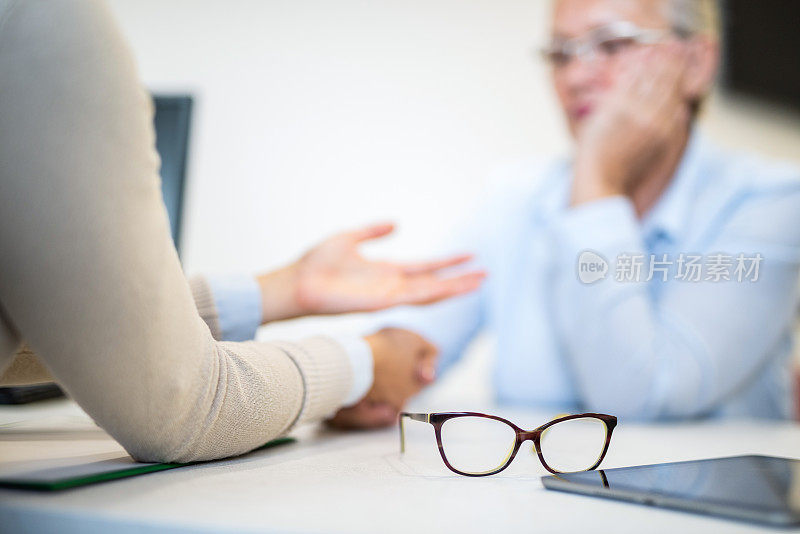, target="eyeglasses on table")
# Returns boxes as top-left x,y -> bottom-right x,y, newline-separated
399,411 -> 617,477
